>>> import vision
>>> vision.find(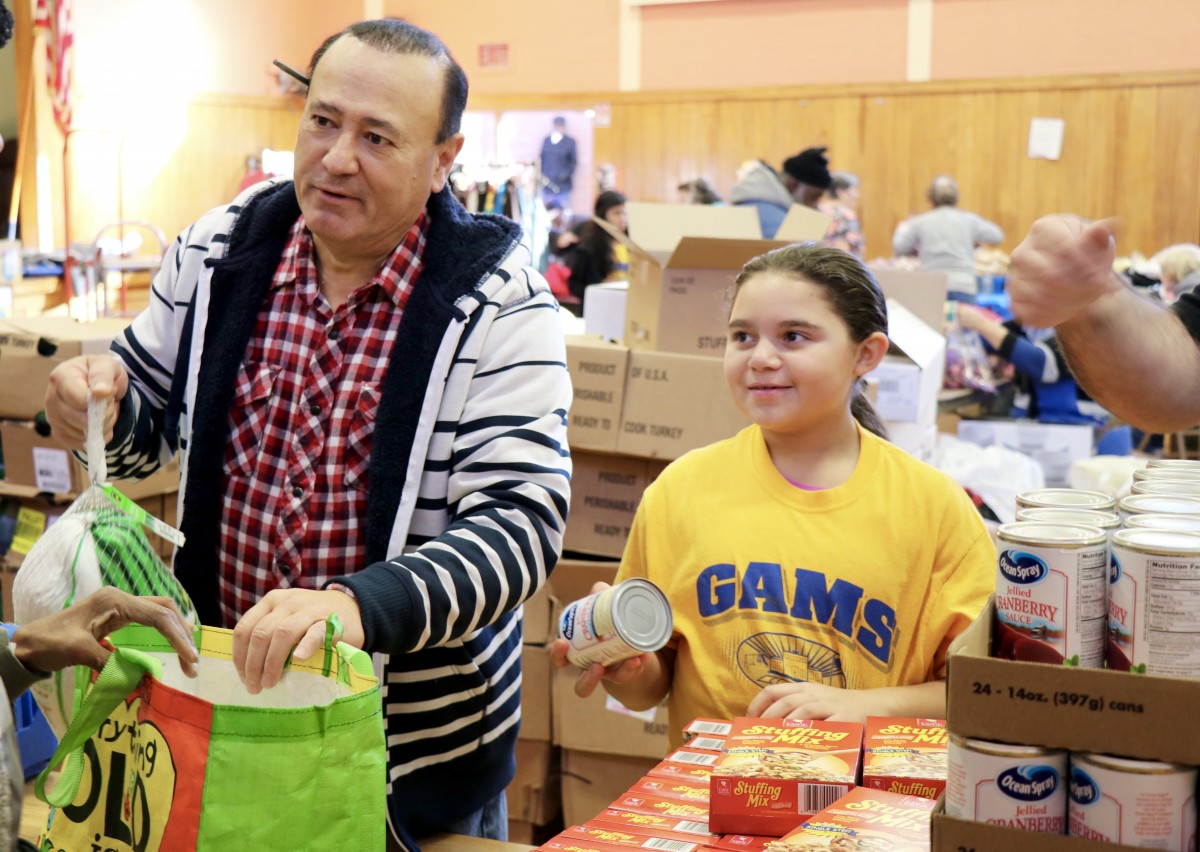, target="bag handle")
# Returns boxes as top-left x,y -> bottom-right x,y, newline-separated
86,392 -> 108,486
34,647 -> 163,807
